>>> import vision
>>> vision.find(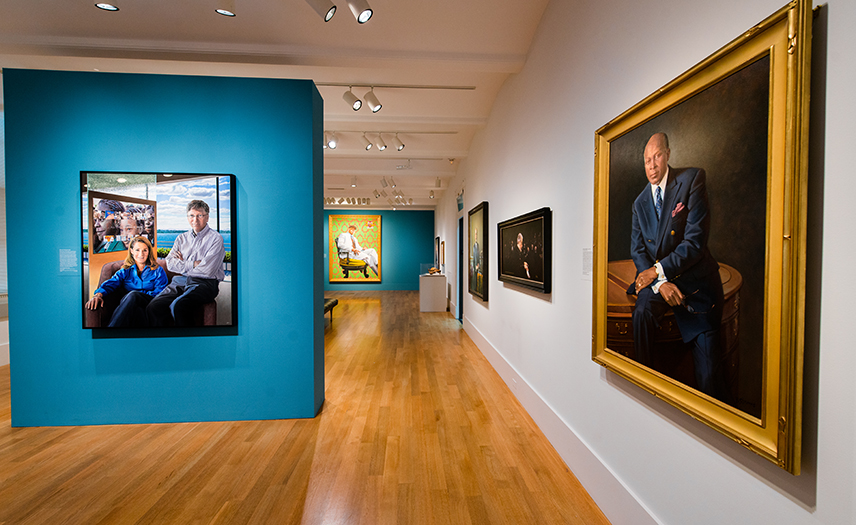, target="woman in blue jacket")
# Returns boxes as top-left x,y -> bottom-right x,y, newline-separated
85,236 -> 168,327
